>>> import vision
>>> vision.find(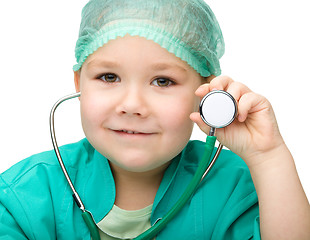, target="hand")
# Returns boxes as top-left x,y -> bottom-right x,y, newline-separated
190,76 -> 285,167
